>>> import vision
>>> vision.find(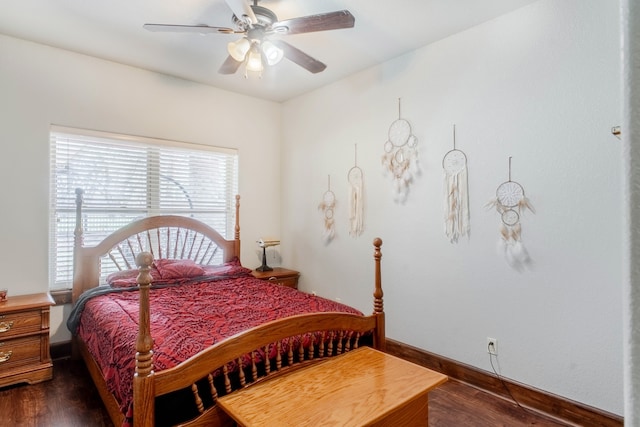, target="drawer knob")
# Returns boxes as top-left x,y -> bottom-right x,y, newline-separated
0,321 -> 14,333
268,277 -> 277,281
0,350 -> 12,363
